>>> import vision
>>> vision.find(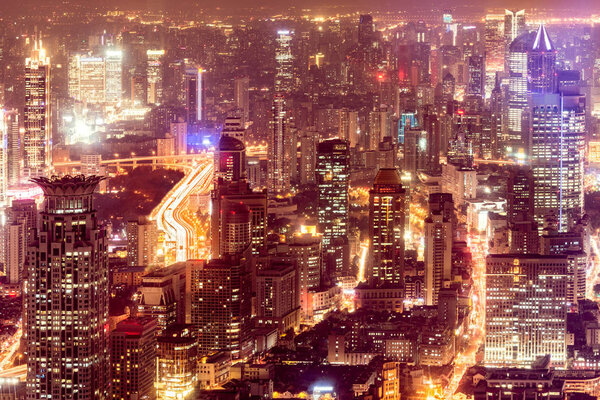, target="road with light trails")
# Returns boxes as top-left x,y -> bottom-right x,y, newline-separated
443,234 -> 487,399
151,155 -> 214,263
587,231 -> 600,300
0,323 -> 21,372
